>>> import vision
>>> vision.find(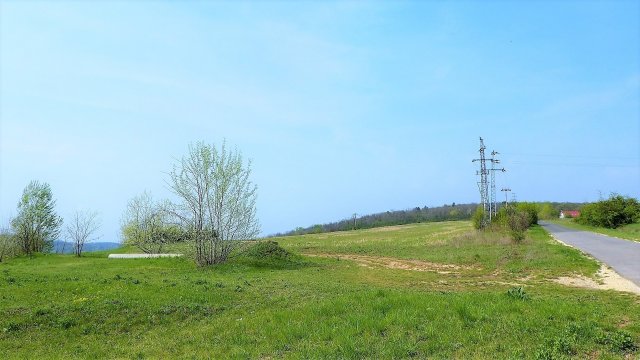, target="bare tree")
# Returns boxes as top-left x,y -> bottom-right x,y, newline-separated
121,192 -> 170,254
66,210 -> 101,257
168,141 -> 260,266
57,240 -> 69,254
